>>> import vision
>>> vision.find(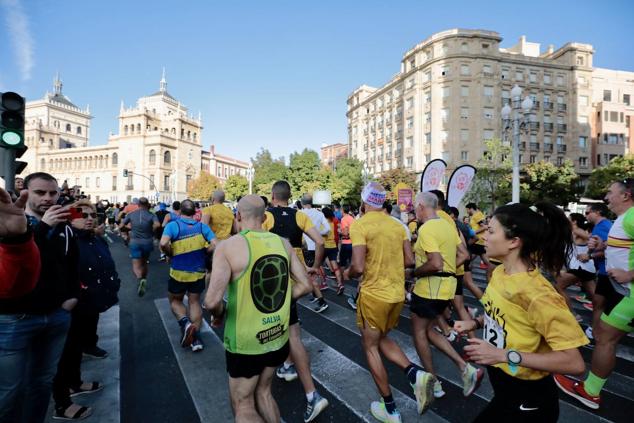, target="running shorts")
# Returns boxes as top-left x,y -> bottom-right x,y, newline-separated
289,299 -> 299,326
596,274 -> 616,298
325,248 -> 338,262
356,291 -> 403,334
409,293 -> 449,319
567,268 -> 596,283
455,275 -> 464,296
601,290 -> 634,333
225,341 -> 290,379
303,250 -> 315,267
168,277 -> 205,295
129,242 -> 153,259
